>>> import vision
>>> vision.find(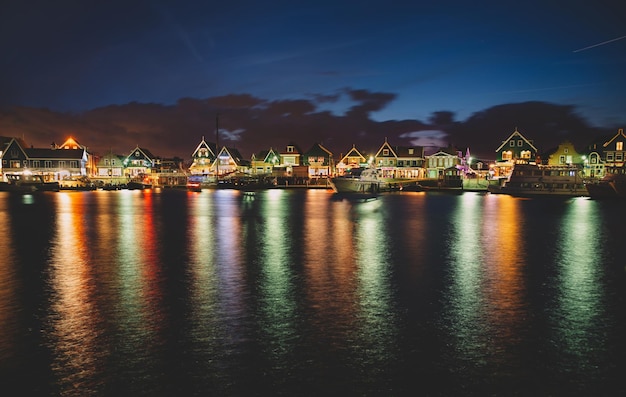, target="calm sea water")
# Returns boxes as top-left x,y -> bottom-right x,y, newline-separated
1,189 -> 625,396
